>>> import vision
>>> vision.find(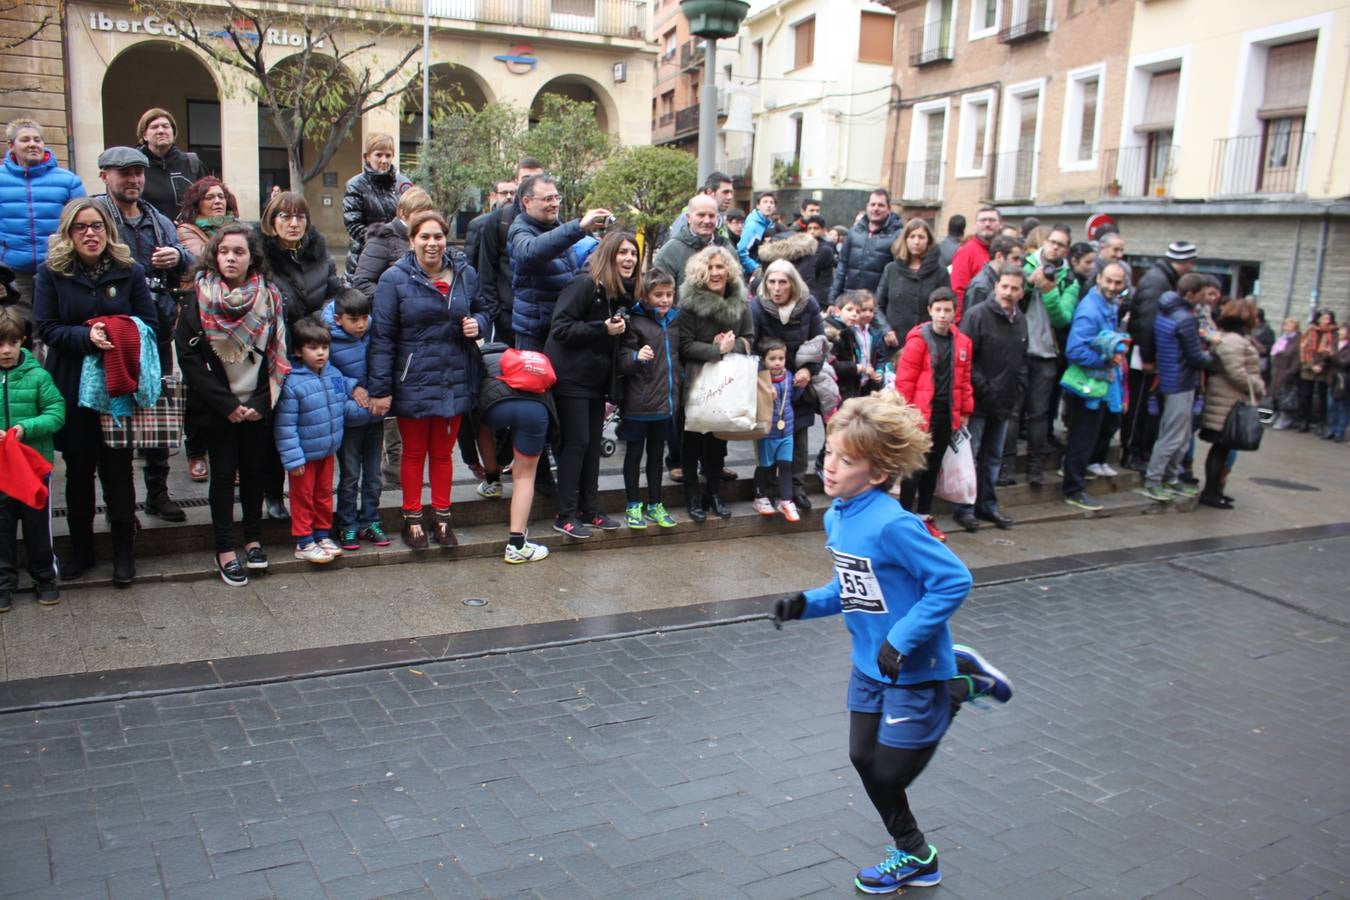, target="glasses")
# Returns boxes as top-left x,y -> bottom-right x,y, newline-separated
71,221 -> 106,234
275,212 -> 308,222
529,194 -> 562,204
